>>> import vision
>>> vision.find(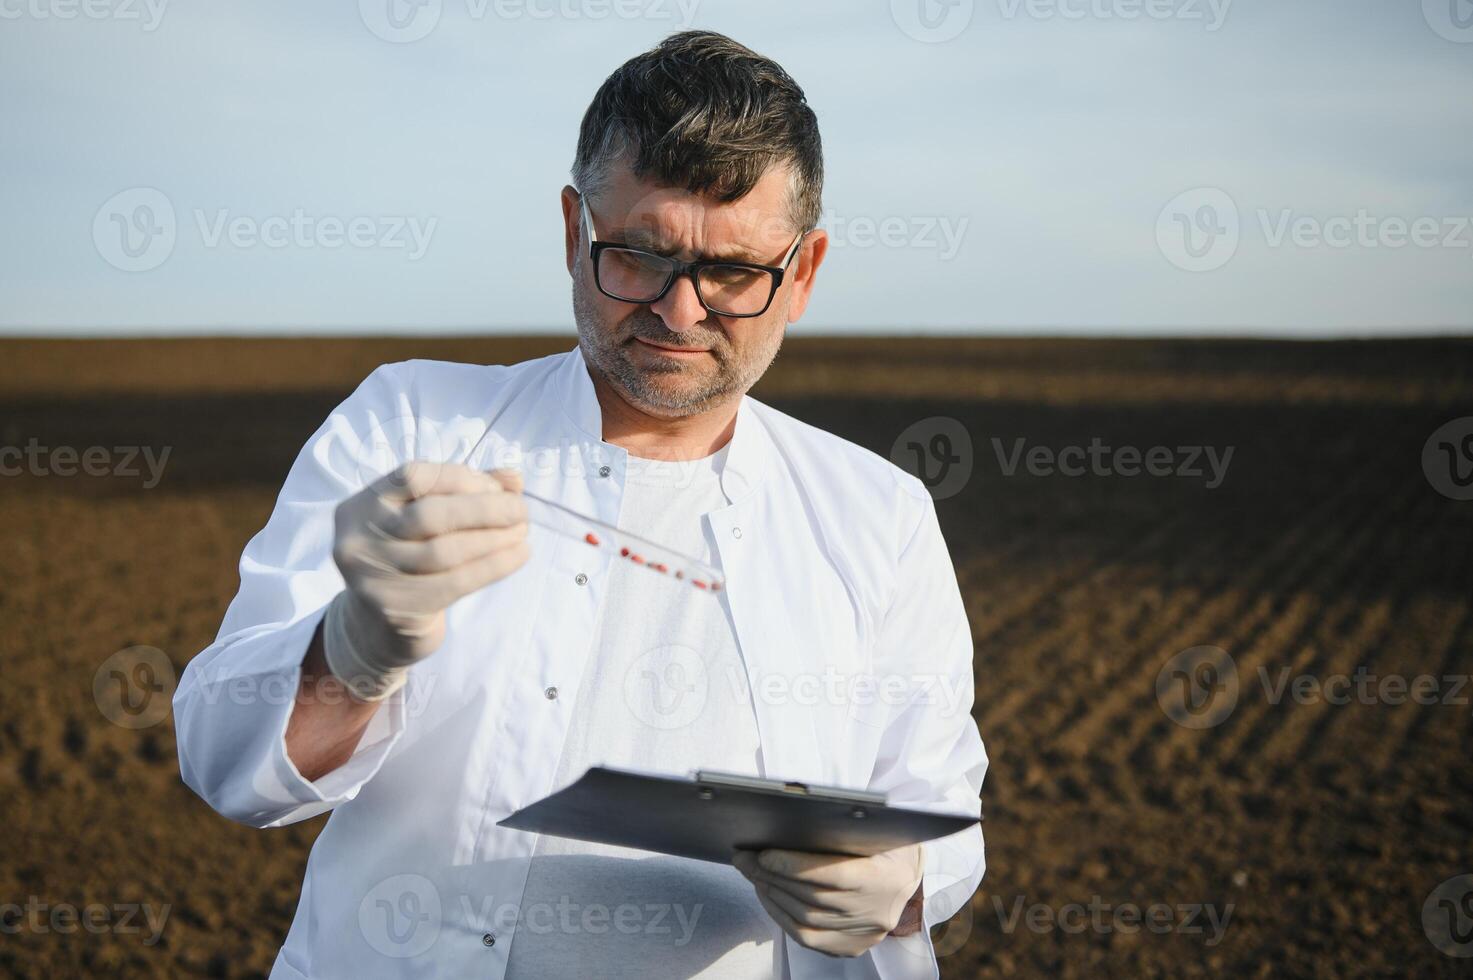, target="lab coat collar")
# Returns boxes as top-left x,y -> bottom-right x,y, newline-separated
555,345 -> 607,443
553,345 -> 769,503
720,394 -> 769,504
